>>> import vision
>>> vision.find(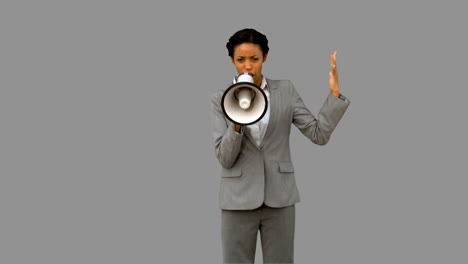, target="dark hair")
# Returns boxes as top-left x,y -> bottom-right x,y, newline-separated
226,28 -> 269,58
